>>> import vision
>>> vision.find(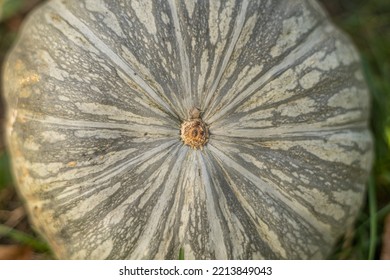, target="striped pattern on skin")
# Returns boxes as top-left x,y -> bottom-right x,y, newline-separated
3,0 -> 372,259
